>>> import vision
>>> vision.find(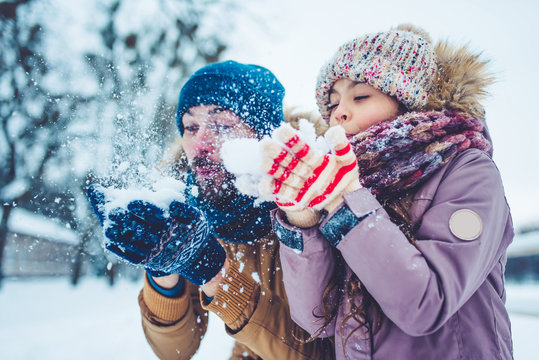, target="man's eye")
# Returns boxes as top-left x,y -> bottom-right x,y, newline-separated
216,125 -> 233,132
184,126 -> 198,133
